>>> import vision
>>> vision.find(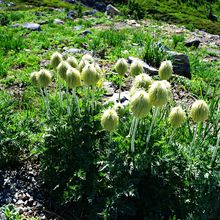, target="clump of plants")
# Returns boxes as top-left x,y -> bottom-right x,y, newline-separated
29,52 -> 219,219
